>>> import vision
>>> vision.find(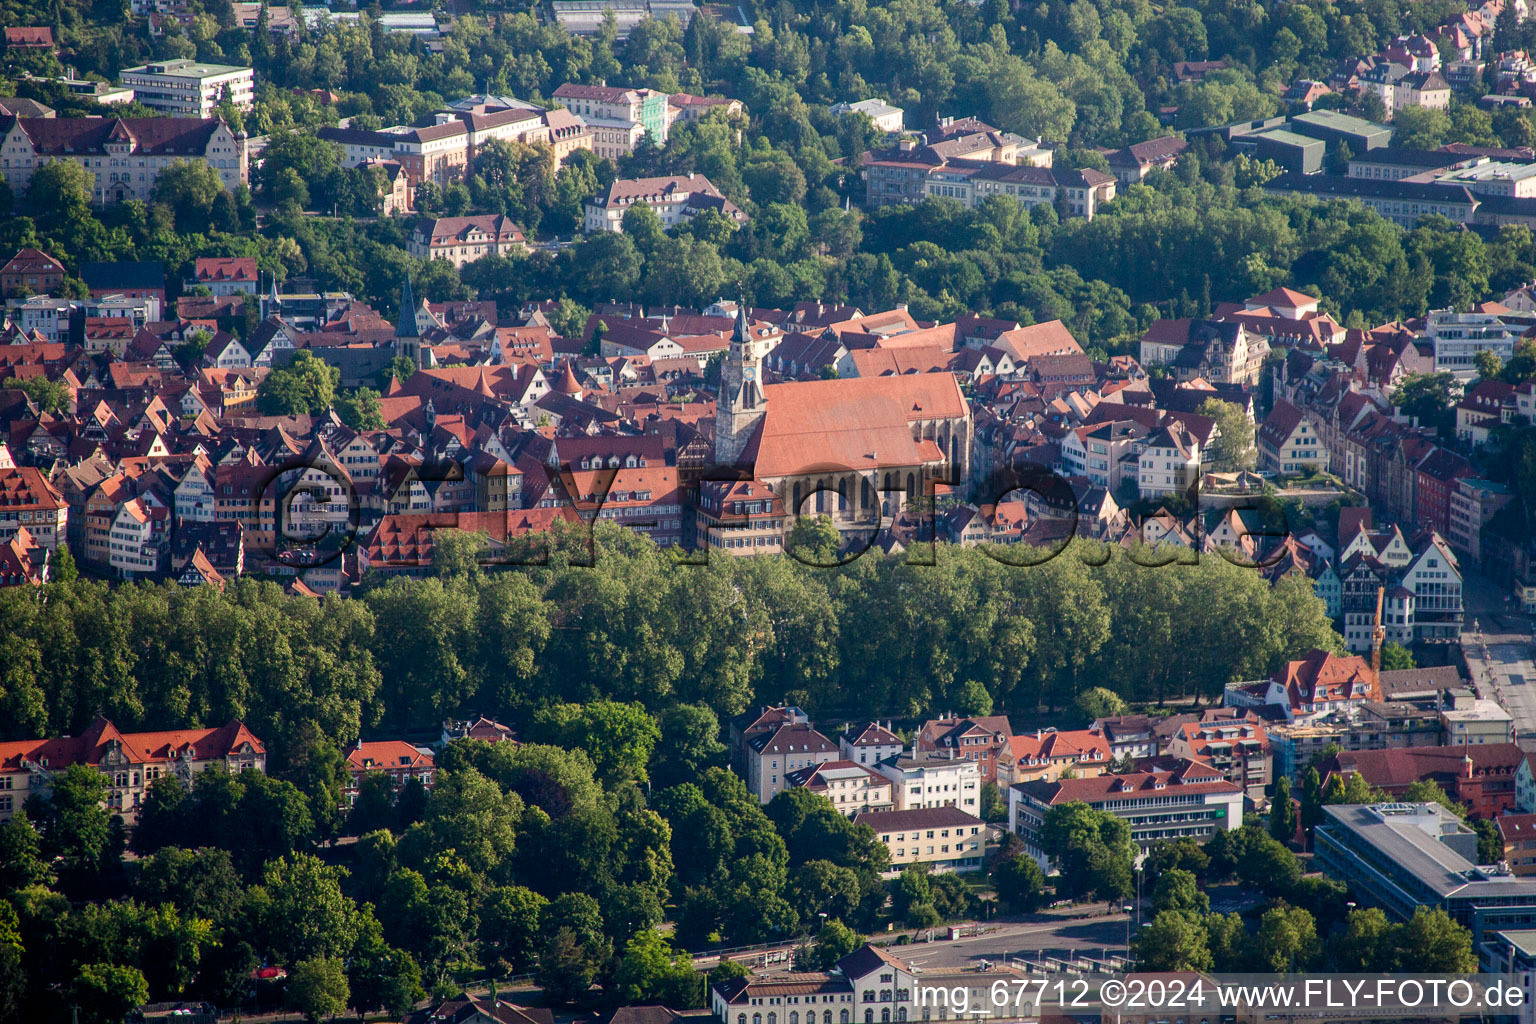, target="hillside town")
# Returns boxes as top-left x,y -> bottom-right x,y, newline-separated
7,0 -> 1536,1019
